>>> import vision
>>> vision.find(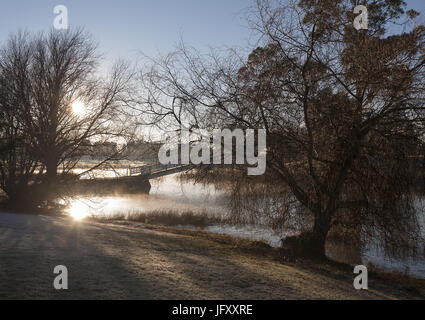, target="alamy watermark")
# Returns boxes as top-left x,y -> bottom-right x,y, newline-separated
353,5 -> 368,30
158,126 -> 267,176
53,265 -> 68,290
53,5 -> 68,30
353,265 -> 368,290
